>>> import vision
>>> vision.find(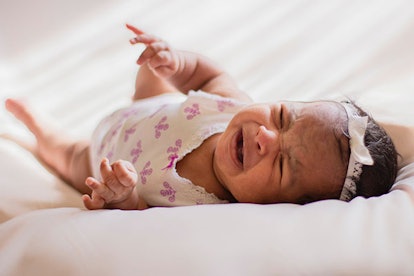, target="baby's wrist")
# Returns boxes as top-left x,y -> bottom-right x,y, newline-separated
105,190 -> 139,210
